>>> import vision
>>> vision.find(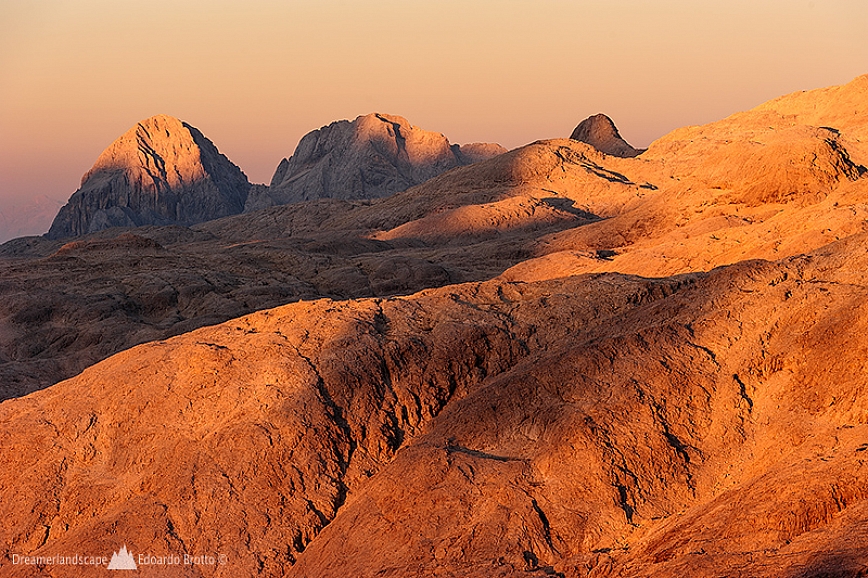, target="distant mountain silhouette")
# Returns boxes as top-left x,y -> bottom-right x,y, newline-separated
0,195 -> 63,243
45,113 -> 508,238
